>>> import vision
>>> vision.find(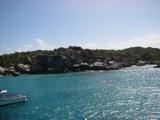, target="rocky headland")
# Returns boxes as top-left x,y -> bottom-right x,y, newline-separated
0,46 -> 160,76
